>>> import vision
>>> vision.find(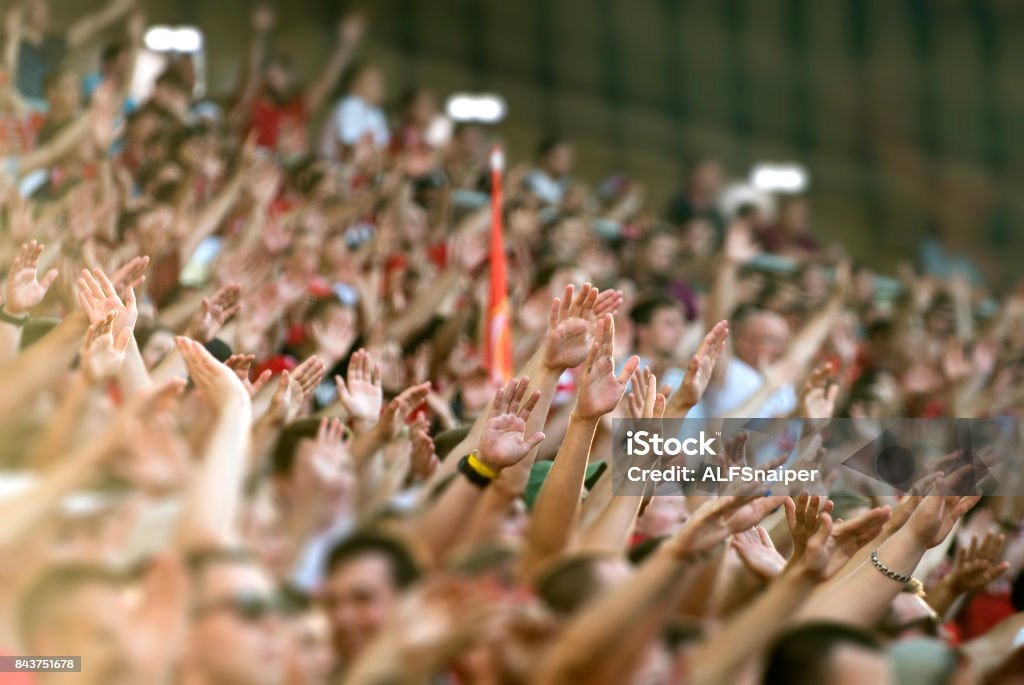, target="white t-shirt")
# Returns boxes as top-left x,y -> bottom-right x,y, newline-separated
318,95 -> 390,159
697,357 -> 796,419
